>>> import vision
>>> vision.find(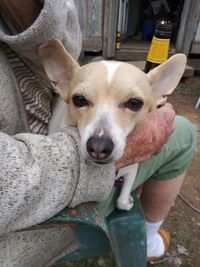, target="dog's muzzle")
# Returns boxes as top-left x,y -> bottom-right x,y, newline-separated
86,135 -> 114,162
